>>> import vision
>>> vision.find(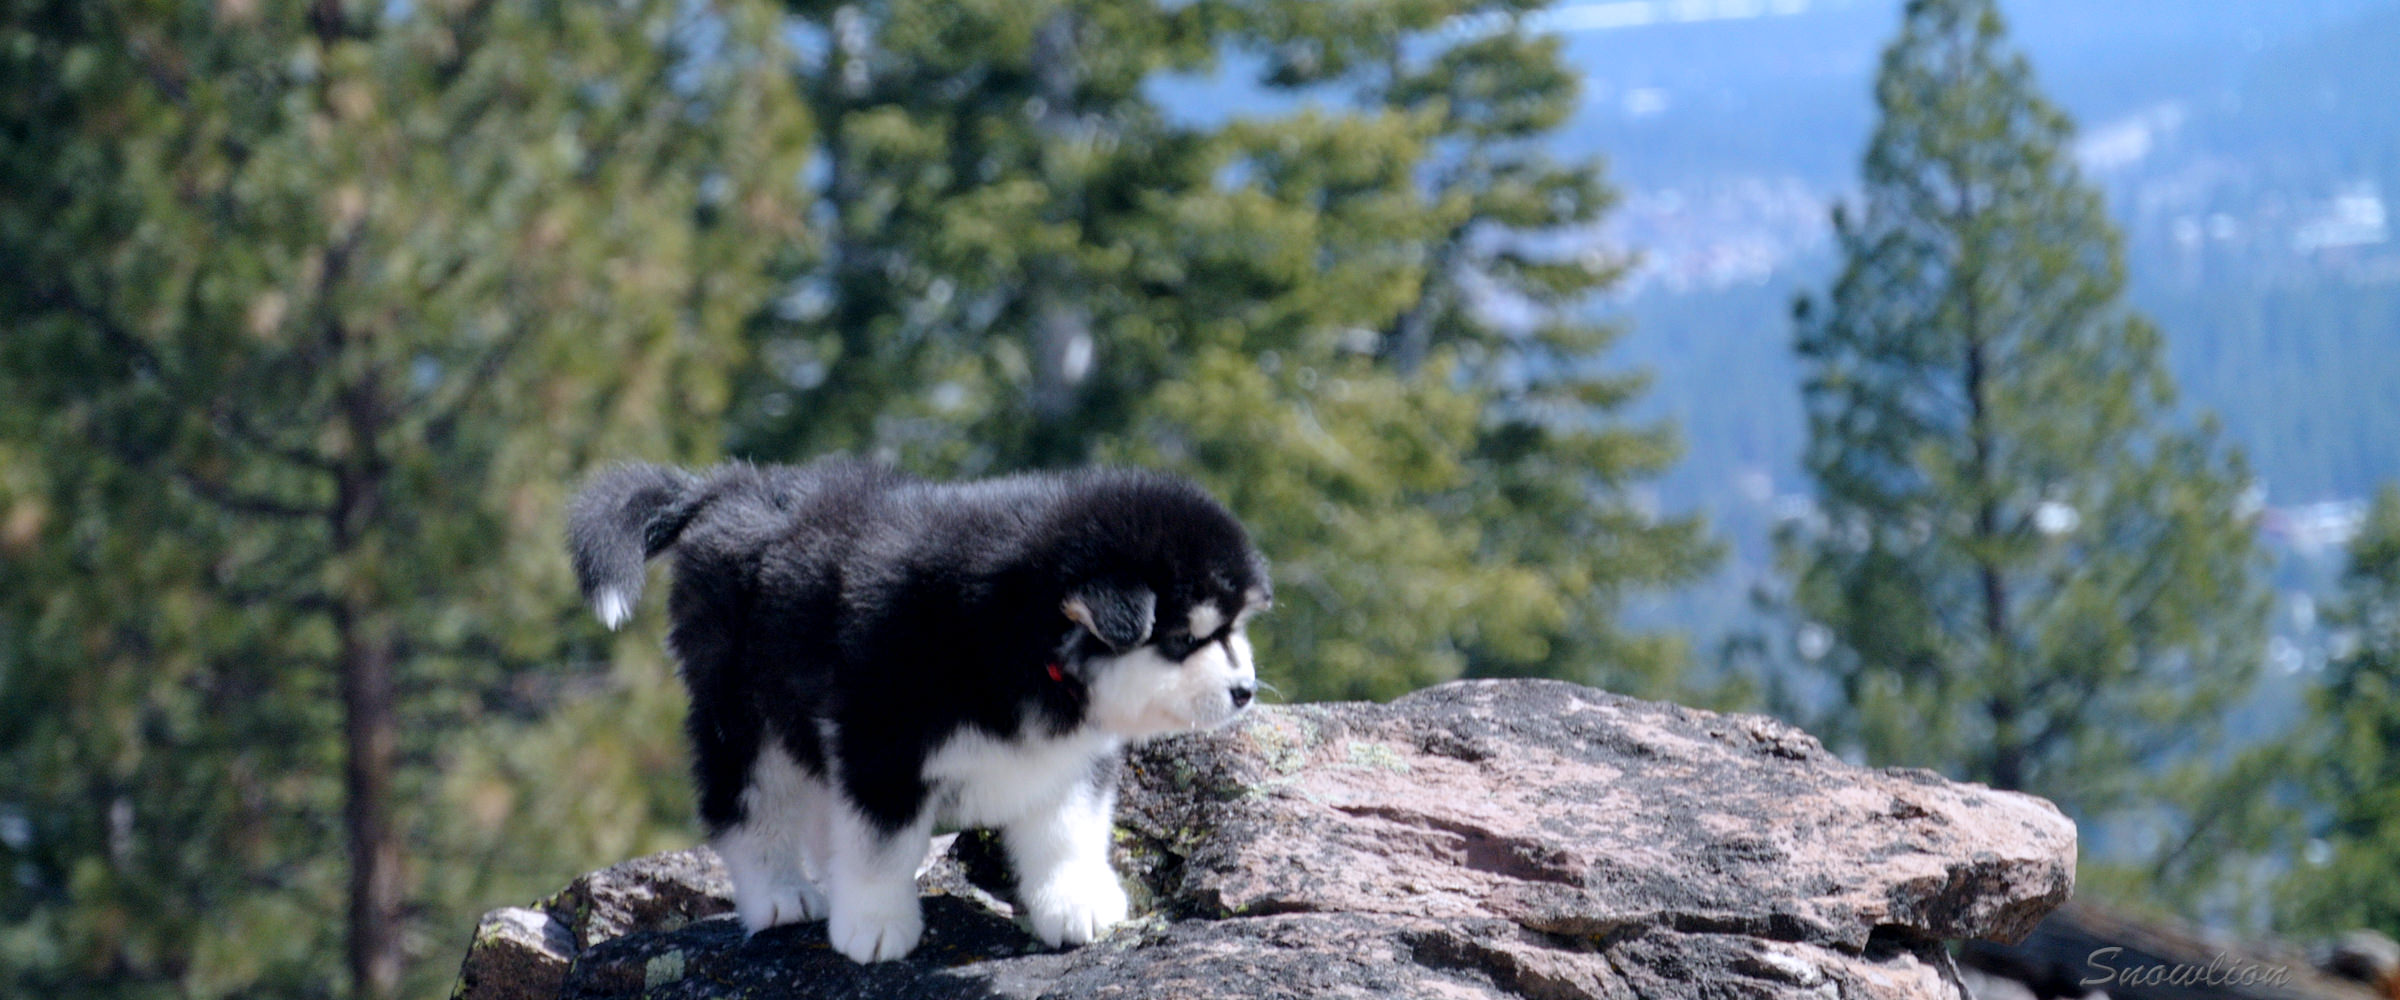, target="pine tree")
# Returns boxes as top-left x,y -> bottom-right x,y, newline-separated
1194,1 -> 1719,698
0,2 -> 806,996
731,0 -> 1716,700
726,0 -> 1210,469
1782,0 -> 2266,823
2284,486 -> 2400,937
